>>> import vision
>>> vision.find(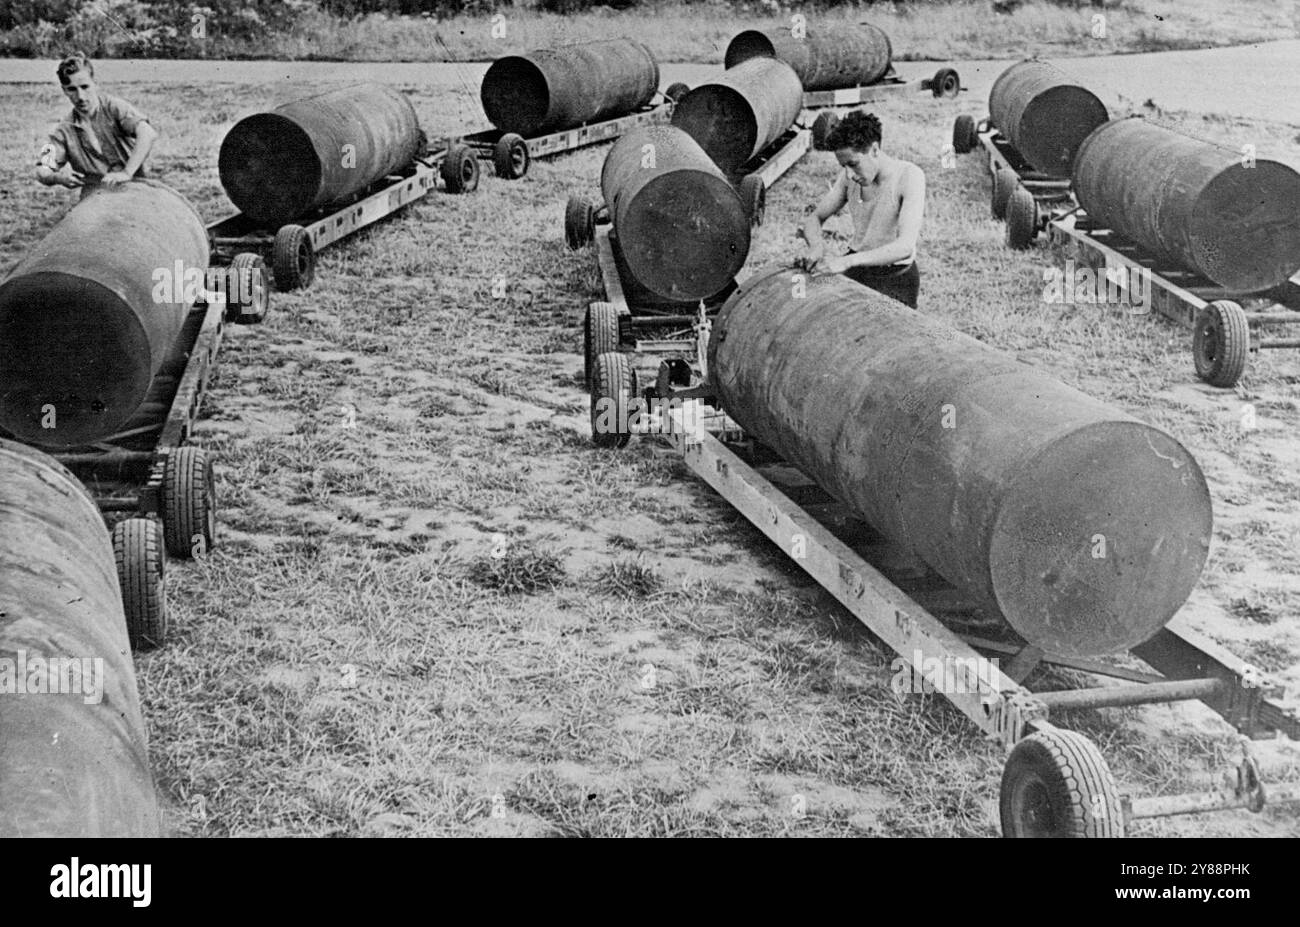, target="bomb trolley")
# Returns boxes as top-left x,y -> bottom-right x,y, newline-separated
804,66 -> 963,148
563,123 -> 811,386
950,112 -> 1077,250
442,93 -> 682,182
1046,212 -> 1300,389
206,142 -> 479,292
0,262 -> 270,652
584,318 -> 1300,837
